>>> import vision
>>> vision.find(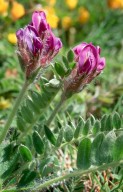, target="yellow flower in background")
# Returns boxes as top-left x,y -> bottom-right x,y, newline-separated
0,0 -> 8,15
62,16 -> 72,29
7,33 -> 17,44
46,0 -> 56,6
78,7 -> 90,24
11,1 -> 25,20
108,0 -> 123,9
65,0 -> 78,10
43,7 -> 59,29
0,97 -> 11,110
